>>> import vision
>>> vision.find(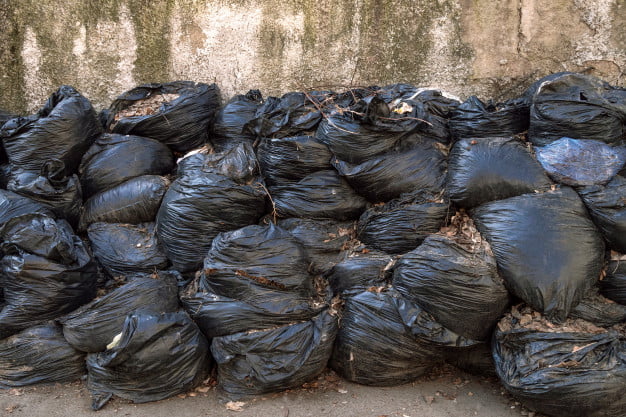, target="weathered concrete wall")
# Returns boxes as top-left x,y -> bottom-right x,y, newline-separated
1,0 -> 624,113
